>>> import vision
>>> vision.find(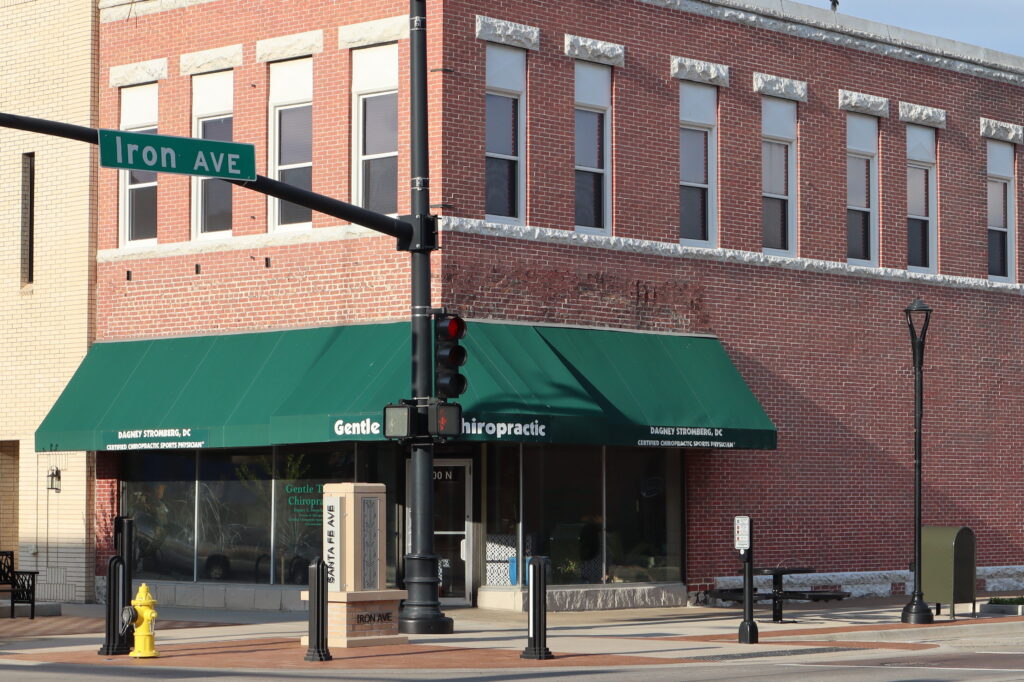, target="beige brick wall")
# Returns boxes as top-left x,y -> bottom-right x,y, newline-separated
0,0 -> 97,602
